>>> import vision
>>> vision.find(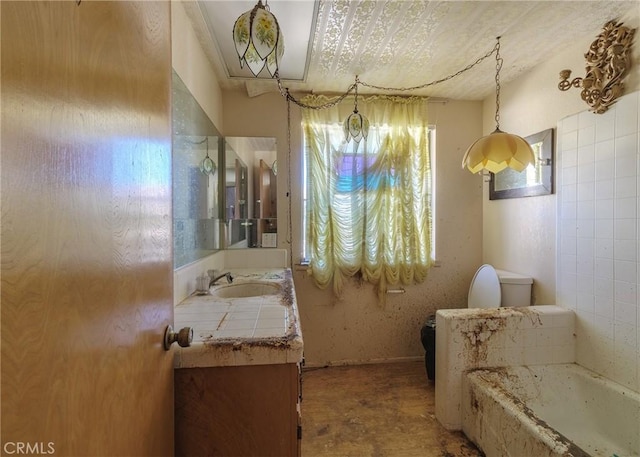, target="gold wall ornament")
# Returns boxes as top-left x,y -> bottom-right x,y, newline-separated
558,20 -> 635,114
